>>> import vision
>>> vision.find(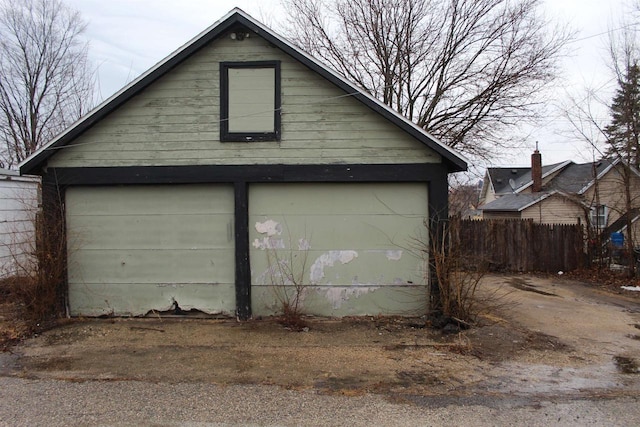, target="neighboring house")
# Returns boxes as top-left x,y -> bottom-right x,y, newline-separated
0,169 -> 40,277
18,9 -> 466,318
478,149 -> 640,243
